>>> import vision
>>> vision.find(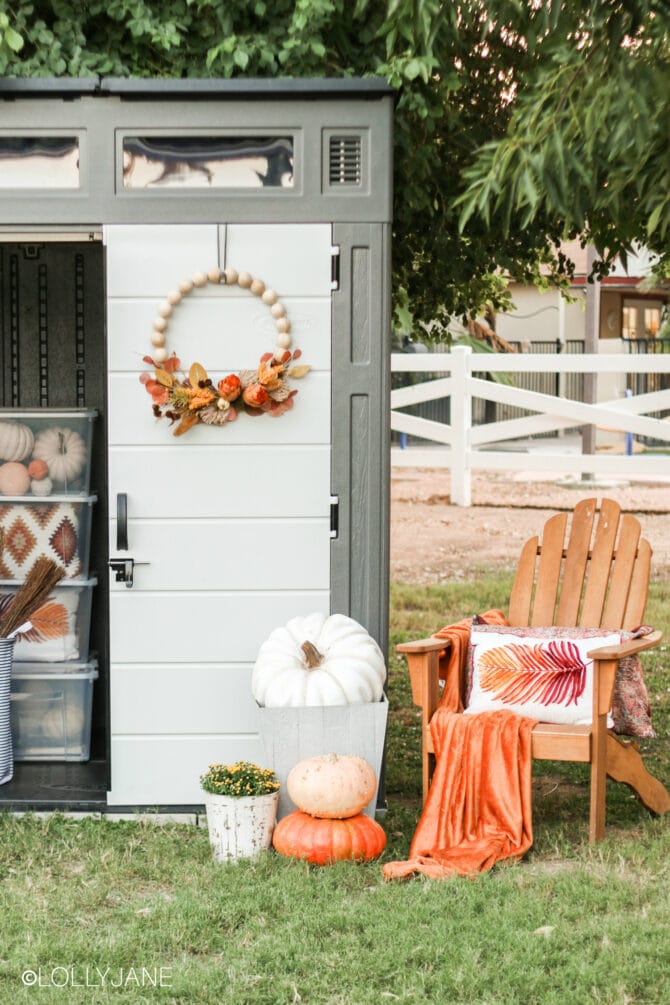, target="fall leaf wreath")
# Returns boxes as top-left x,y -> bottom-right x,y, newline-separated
140,266 -> 310,437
